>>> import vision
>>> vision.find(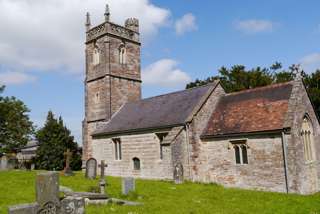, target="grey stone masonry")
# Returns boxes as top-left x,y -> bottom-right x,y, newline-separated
83,6 -> 142,163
